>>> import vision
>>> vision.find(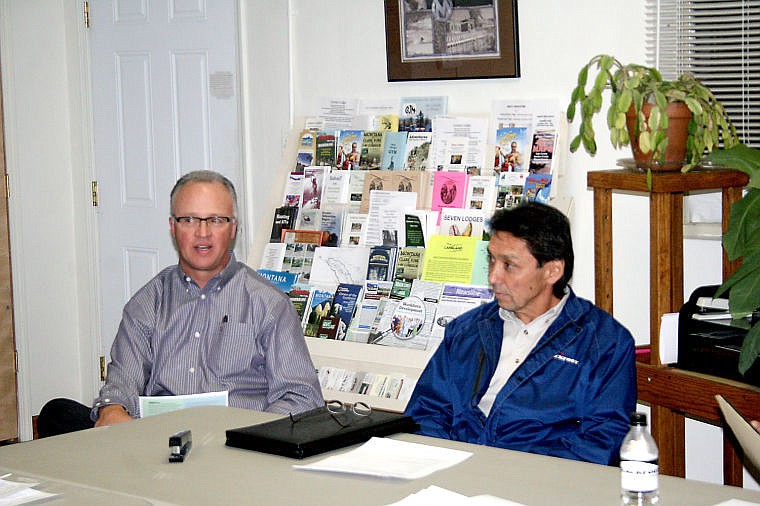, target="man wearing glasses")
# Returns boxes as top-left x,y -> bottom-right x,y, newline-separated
39,171 -> 322,435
